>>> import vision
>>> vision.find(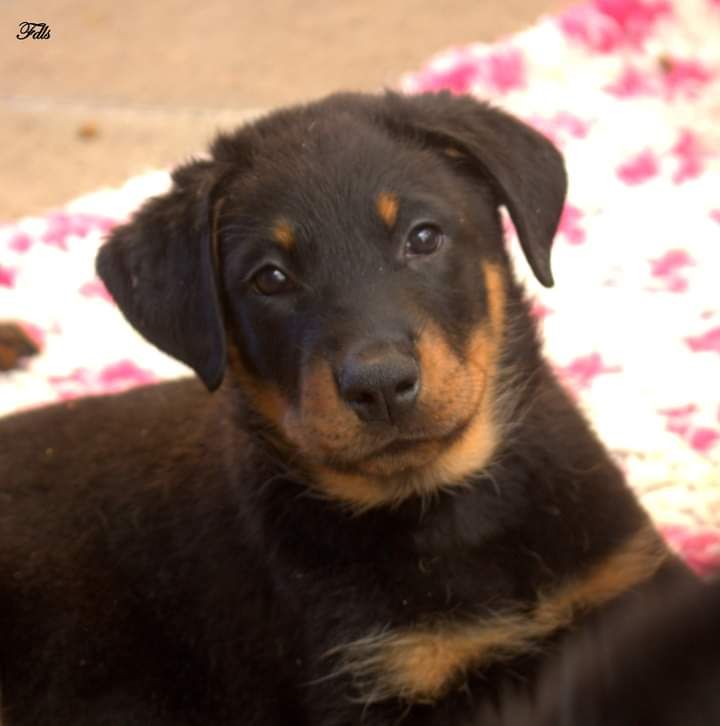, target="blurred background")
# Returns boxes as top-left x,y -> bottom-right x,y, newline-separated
1,0 -> 568,220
